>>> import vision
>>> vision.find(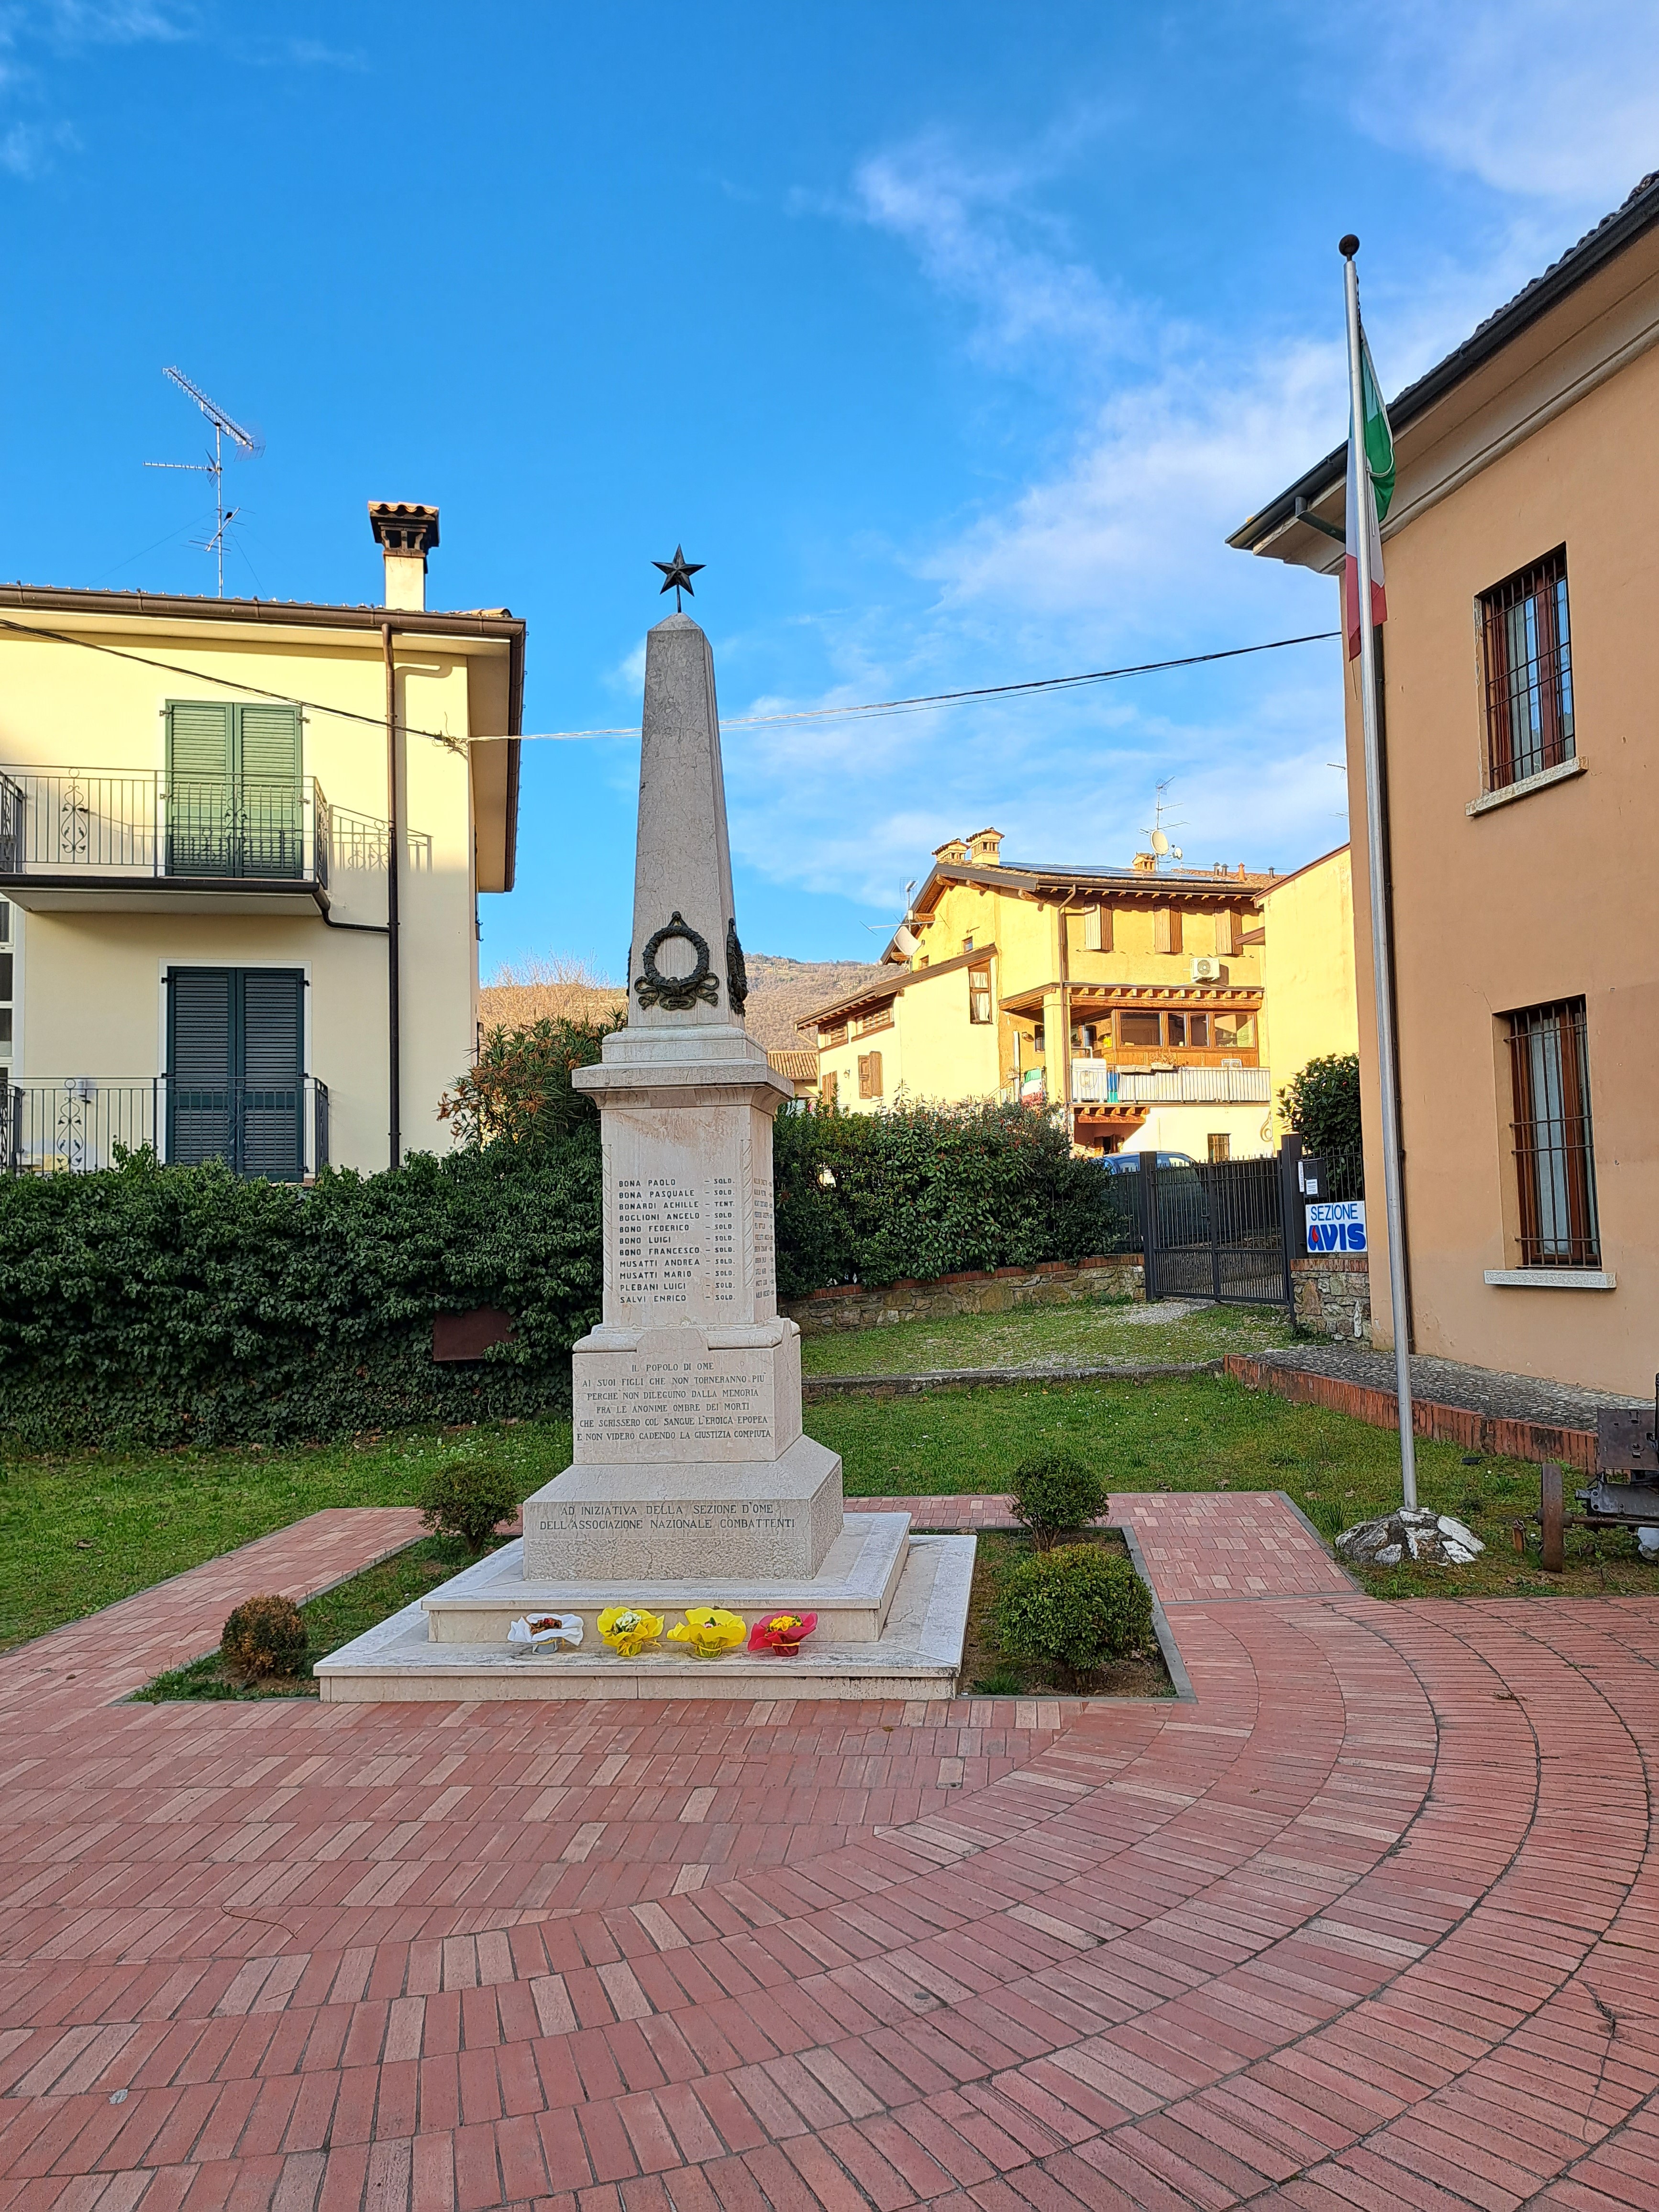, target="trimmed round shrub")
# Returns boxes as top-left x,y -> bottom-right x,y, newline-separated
993,1544 -> 1154,1688
1009,1446 -> 1108,1551
419,1458 -> 522,1553
221,1593 -> 309,1681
